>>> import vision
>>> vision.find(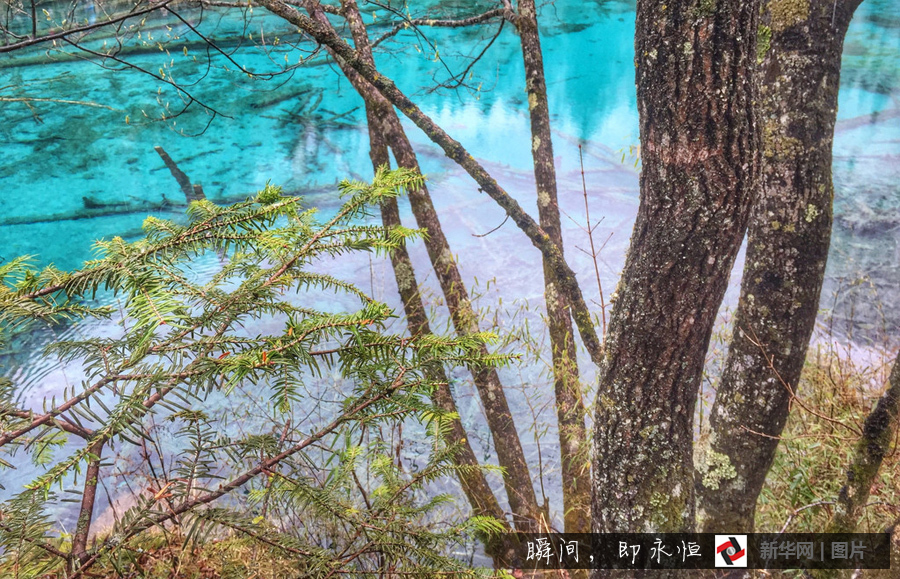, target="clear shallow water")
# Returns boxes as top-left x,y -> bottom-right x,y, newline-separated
1,0 -> 898,532
0,0 -> 639,270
